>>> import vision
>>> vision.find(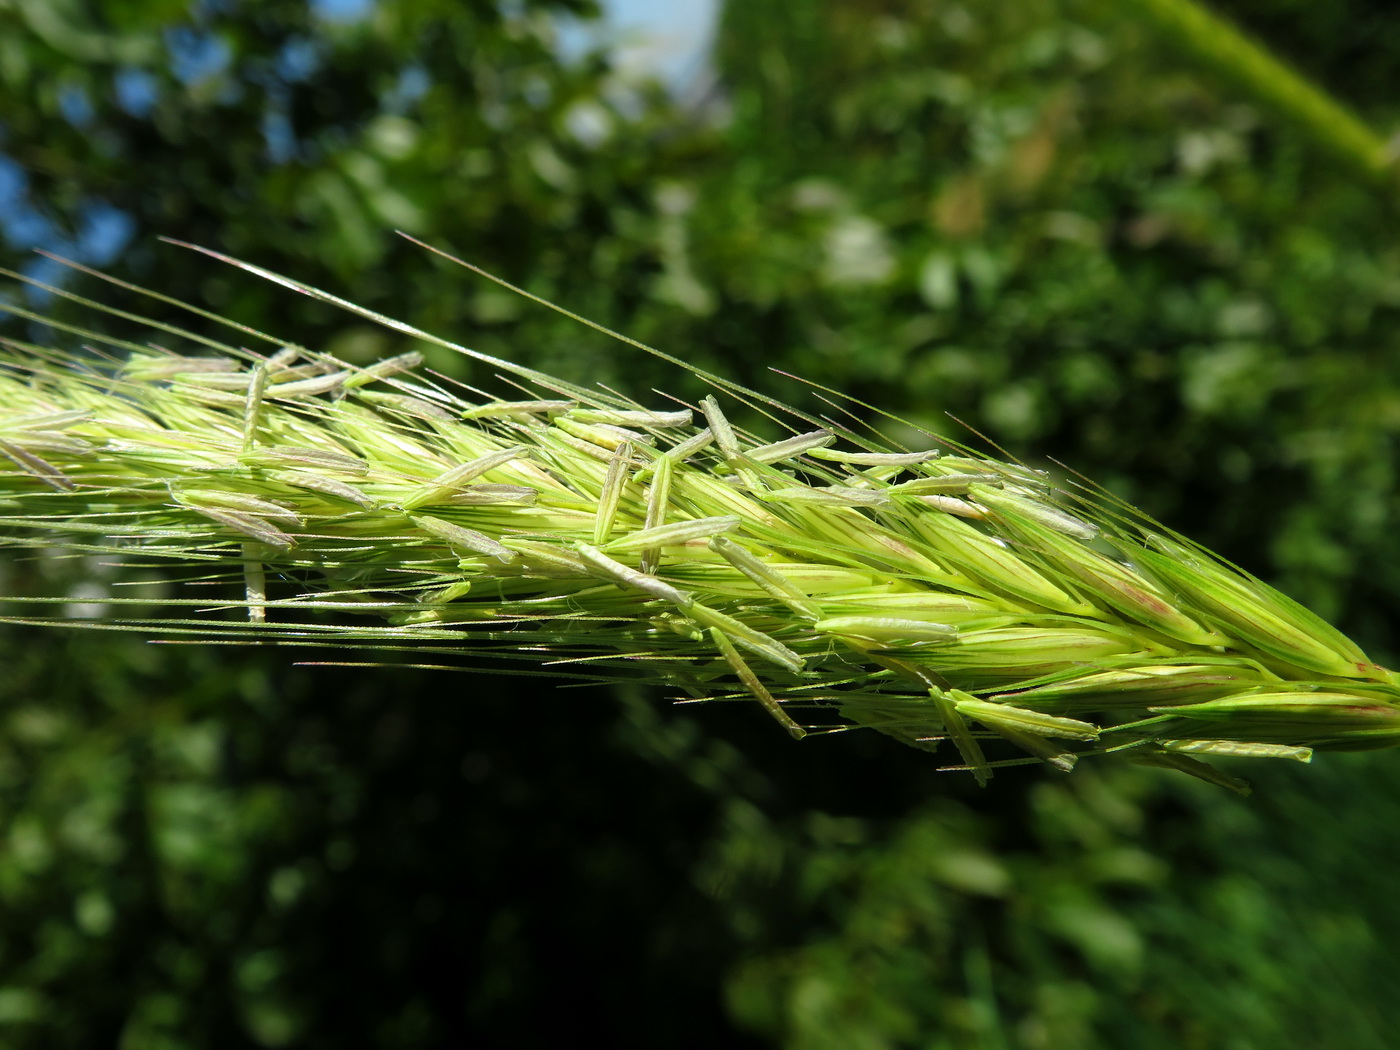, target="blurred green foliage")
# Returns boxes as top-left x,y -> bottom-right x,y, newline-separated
4,0 -> 1400,1045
